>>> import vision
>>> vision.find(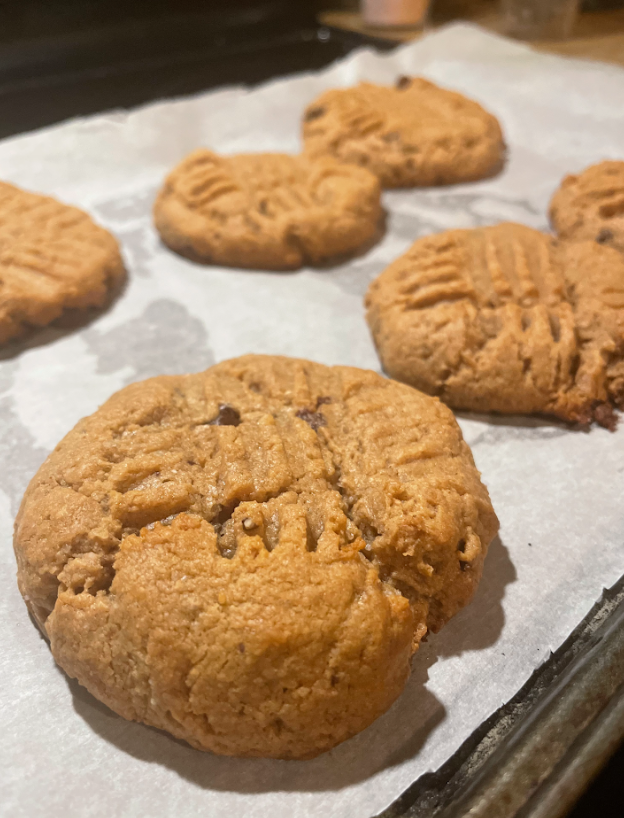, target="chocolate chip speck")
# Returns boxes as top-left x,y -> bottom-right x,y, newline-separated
596,228 -> 614,244
396,75 -> 412,90
209,404 -> 241,427
316,396 -> 332,408
305,106 -> 326,122
238,643 -> 245,653
593,401 -> 618,432
296,408 -> 327,431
